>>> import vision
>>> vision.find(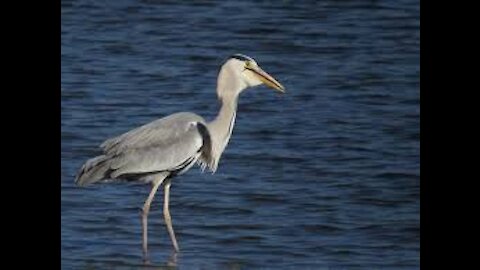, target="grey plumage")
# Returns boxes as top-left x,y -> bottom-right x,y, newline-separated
74,155 -> 111,186
75,112 -> 212,185
74,54 -> 285,256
